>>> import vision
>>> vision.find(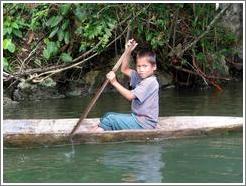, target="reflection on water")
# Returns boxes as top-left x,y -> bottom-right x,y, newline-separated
100,145 -> 165,182
3,133 -> 242,183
